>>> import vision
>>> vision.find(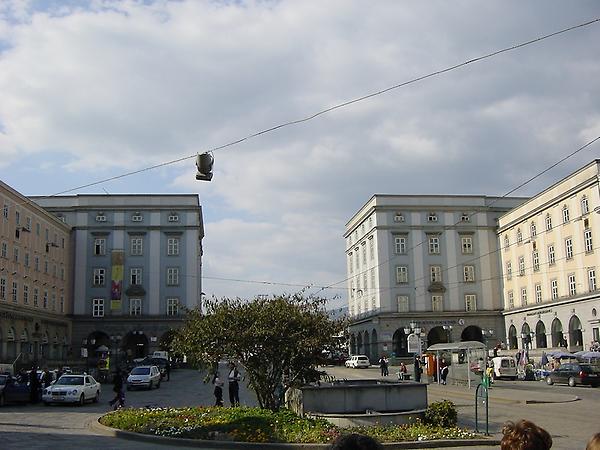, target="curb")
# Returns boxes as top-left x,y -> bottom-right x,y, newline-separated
90,418 -> 501,449
525,396 -> 580,404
